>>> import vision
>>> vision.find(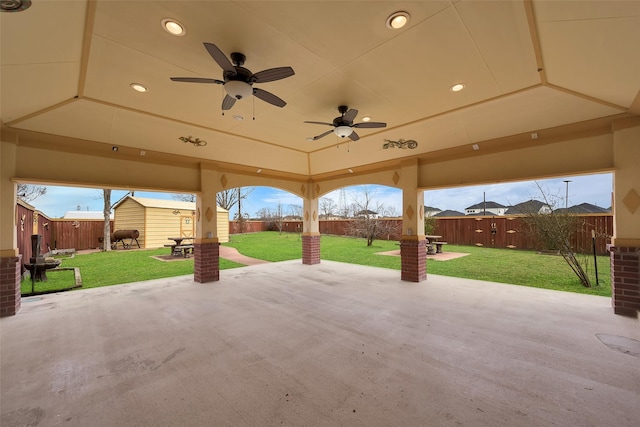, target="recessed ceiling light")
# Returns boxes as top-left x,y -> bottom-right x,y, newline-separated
348,169 -> 354,174
450,83 -> 465,92
161,18 -> 186,36
256,169 -> 262,173
233,115 -> 244,121
362,116 -> 371,122
140,150 -> 146,156
386,11 -> 410,29
472,144 -> 479,151
112,146 -> 119,152
0,0 -> 31,12
130,83 -> 148,93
